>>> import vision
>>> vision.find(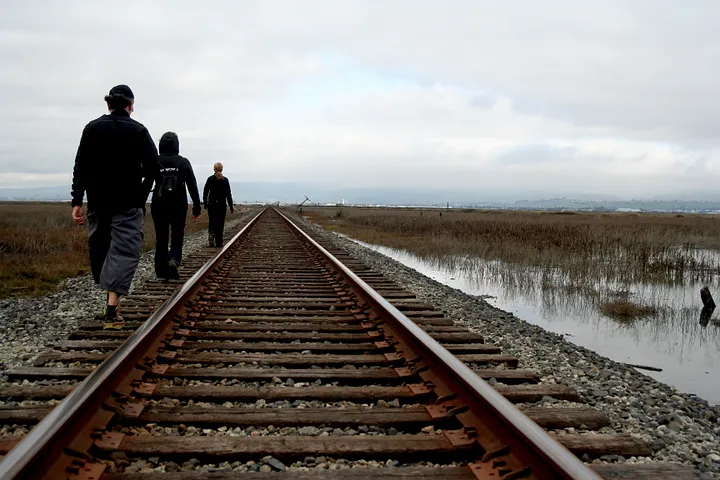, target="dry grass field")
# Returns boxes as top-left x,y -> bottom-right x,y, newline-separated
299,206 -> 720,287
0,202 -> 213,299
298,206 -> 720,320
